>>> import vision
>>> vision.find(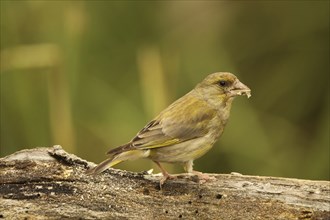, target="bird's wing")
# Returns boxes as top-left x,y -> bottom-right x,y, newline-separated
107,95 -> 216,155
